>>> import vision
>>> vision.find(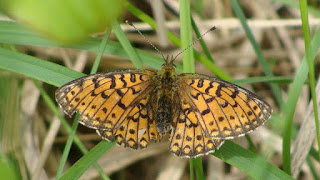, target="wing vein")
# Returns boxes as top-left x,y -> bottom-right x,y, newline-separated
213,97 -> 235,134
180,86 -> 211,135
